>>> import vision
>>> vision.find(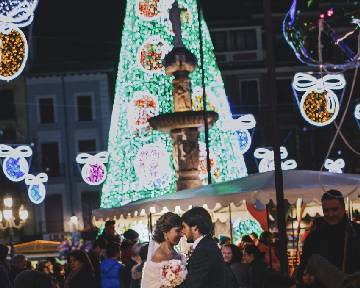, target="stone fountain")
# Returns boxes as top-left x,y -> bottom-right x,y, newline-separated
149,1 -> 218,191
